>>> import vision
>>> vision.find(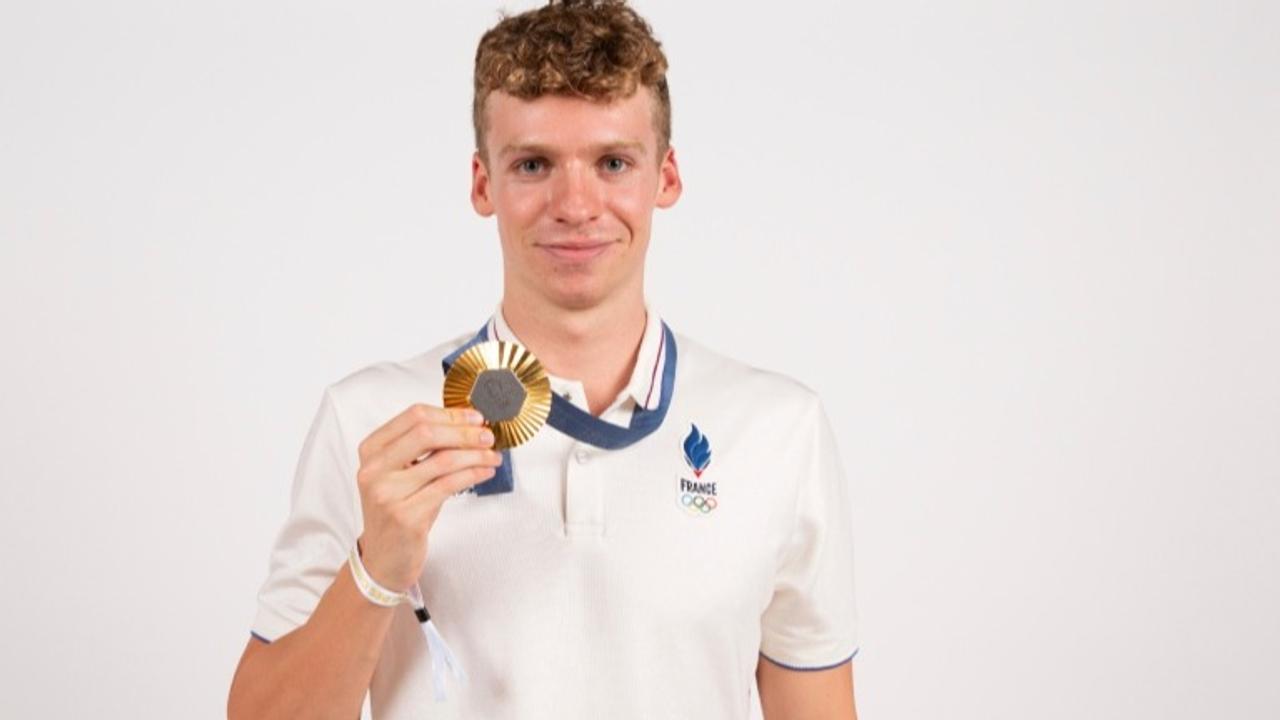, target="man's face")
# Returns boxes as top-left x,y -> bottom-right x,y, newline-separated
471,88 -> 682,310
